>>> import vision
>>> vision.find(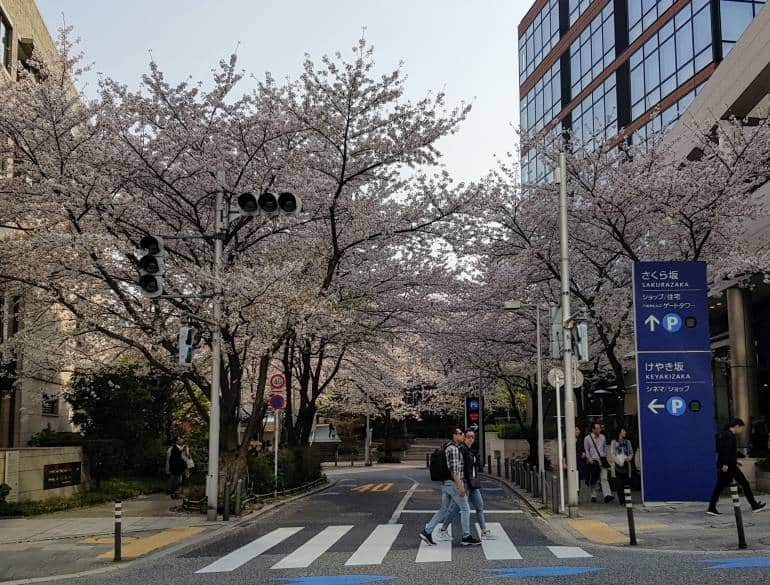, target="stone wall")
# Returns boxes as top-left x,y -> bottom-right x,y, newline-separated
485,432 -> 558,466
0,447 -> 86,502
